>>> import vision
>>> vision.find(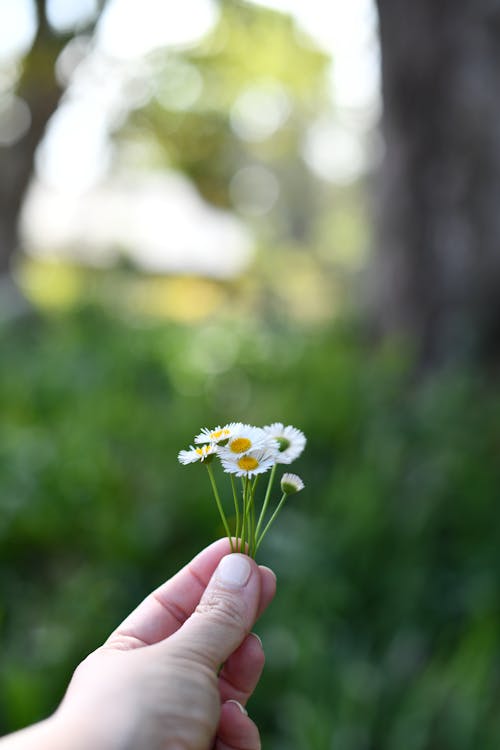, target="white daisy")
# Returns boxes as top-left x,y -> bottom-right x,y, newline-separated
178,443 -> 218,464
220,447 -> 277,477
221,424 -> 276,456
263,423 -> 306,464
280,472 -> 305,495
194,422 -> 243,445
